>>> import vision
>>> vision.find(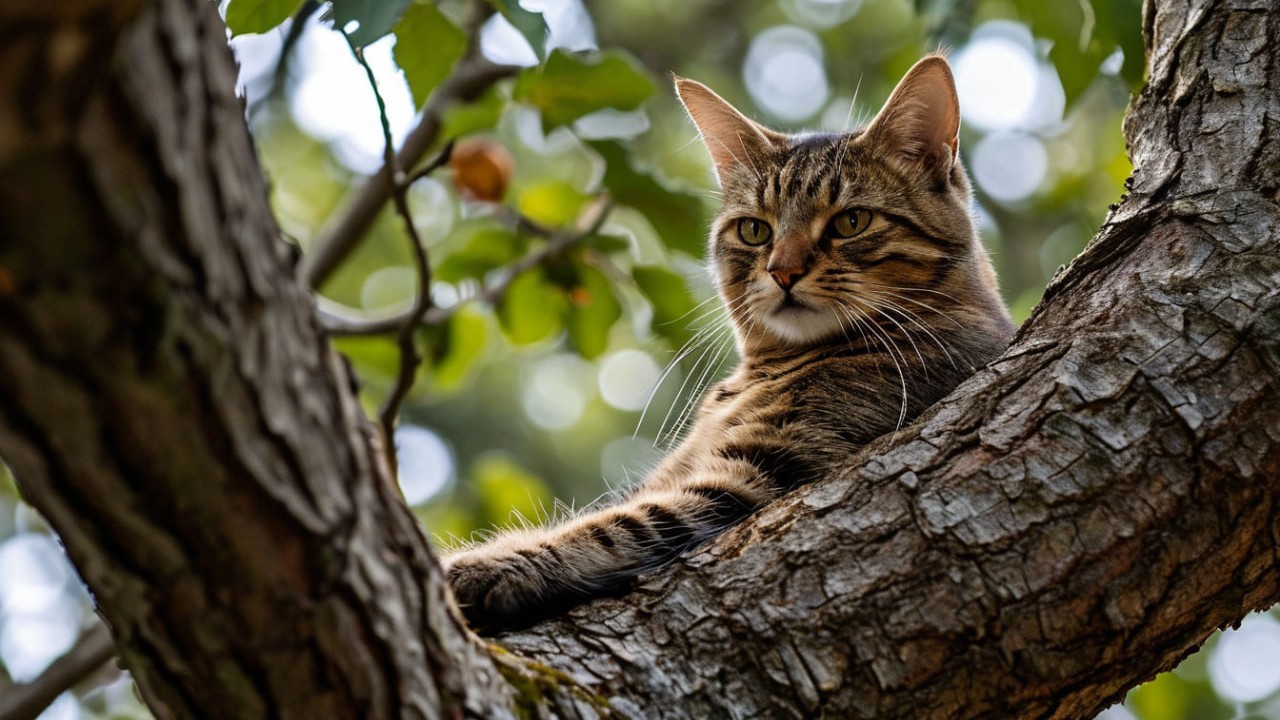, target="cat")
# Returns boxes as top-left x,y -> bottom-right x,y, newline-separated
445,55 -> 1015,631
